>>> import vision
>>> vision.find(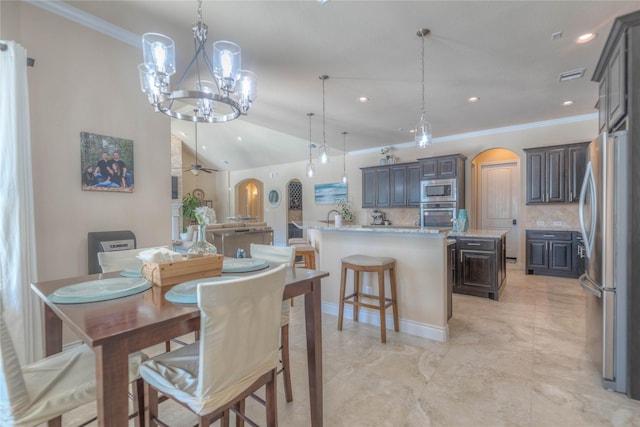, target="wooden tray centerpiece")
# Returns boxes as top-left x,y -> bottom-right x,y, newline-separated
142,254 -> 224,287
